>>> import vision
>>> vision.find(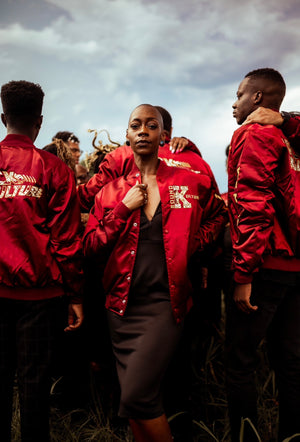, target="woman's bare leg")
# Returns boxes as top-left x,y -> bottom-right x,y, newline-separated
129,414 -> 173,442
